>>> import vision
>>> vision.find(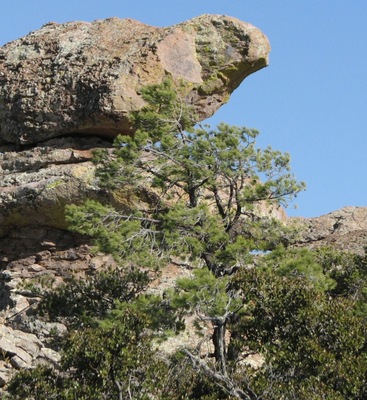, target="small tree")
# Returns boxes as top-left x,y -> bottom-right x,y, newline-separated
8,80 -> 367,399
